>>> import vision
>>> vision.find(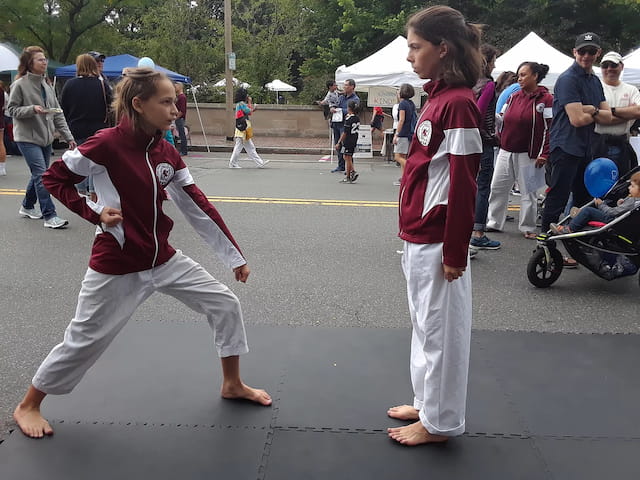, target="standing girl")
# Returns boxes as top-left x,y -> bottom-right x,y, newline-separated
387,5 -> 482,446
13,68 -> 271,439
228,88 -> 267,168
487,62 -> 552,238
8,46 -> 76,228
